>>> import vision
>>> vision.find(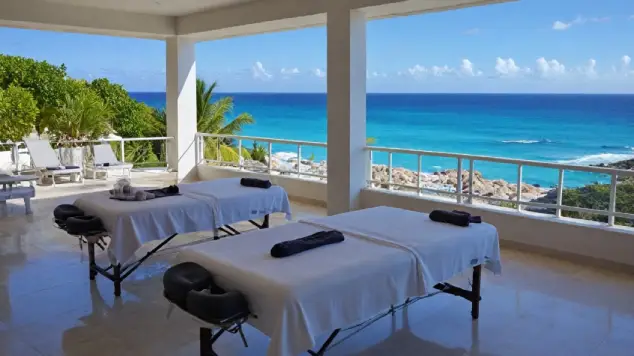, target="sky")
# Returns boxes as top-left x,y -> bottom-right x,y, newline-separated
1,0 -> 633,93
